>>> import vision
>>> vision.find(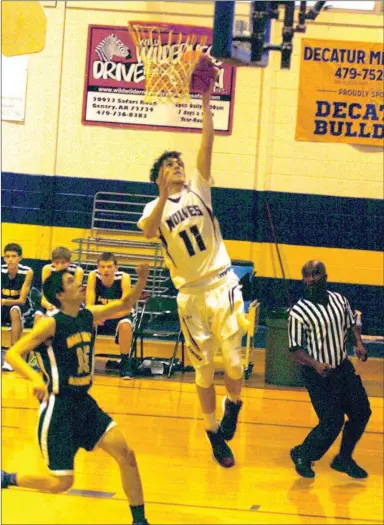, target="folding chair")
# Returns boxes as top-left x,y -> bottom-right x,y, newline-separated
131,295 -> 185,378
